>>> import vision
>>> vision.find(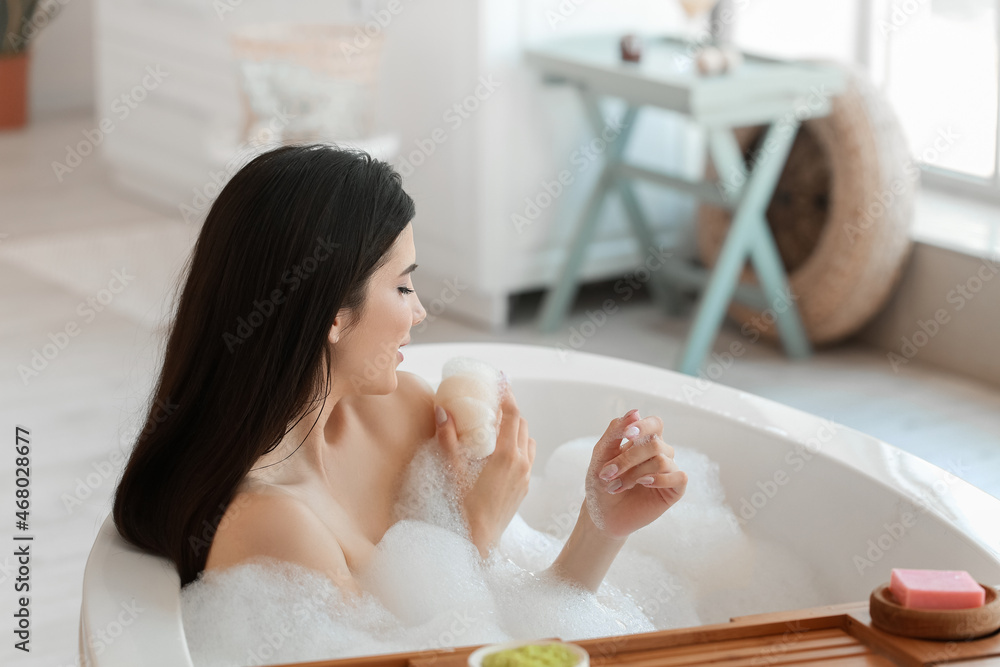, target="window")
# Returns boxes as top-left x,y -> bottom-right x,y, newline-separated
864,0 -> 1000,198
